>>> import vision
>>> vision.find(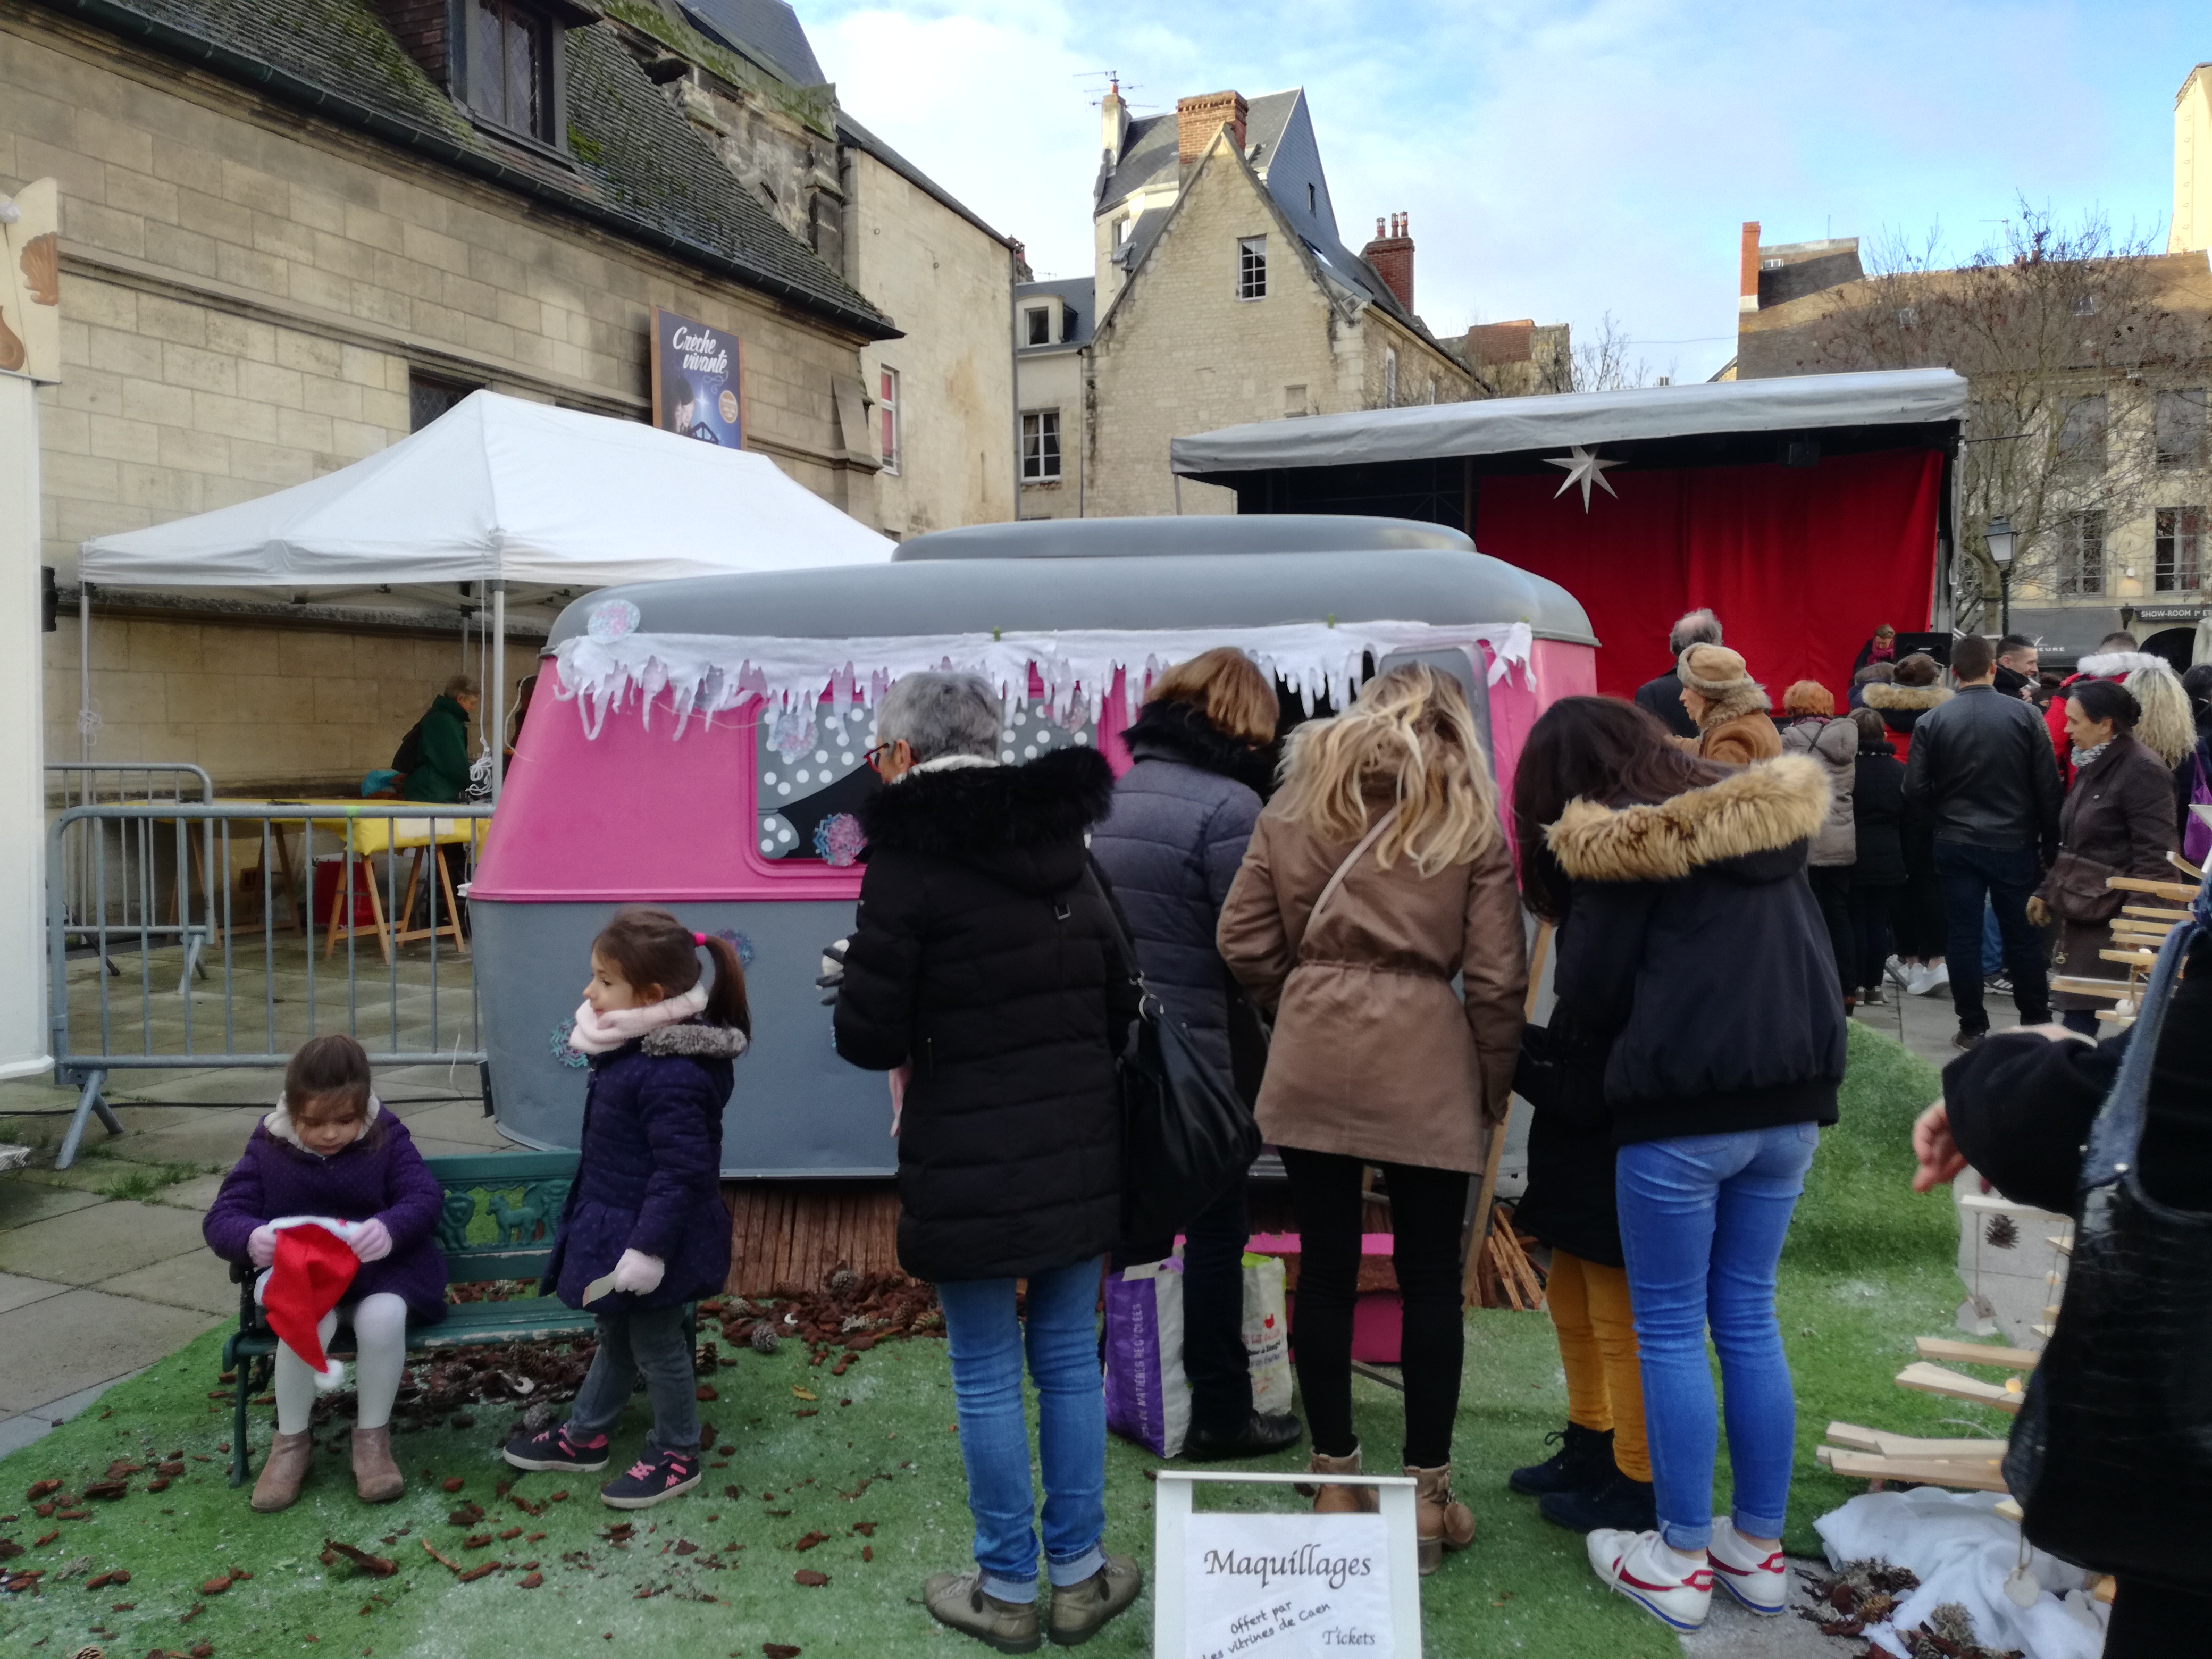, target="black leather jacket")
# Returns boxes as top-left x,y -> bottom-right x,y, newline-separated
1902,685 -> 2063,859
